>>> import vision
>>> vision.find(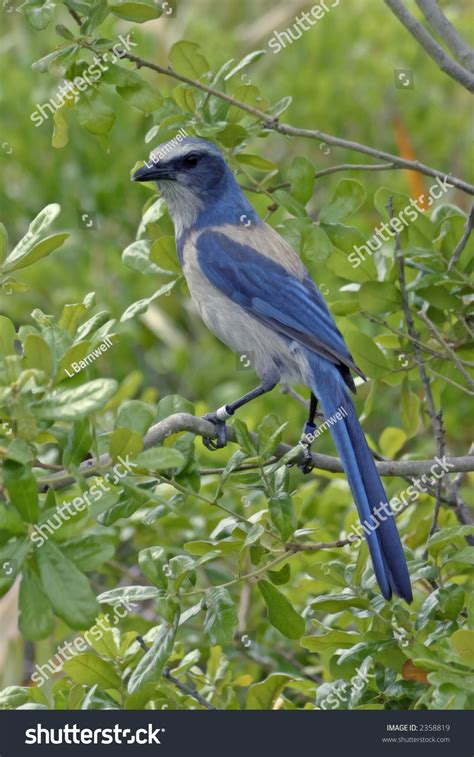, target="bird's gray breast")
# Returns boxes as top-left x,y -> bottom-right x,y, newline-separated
180,231 -> 306,385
